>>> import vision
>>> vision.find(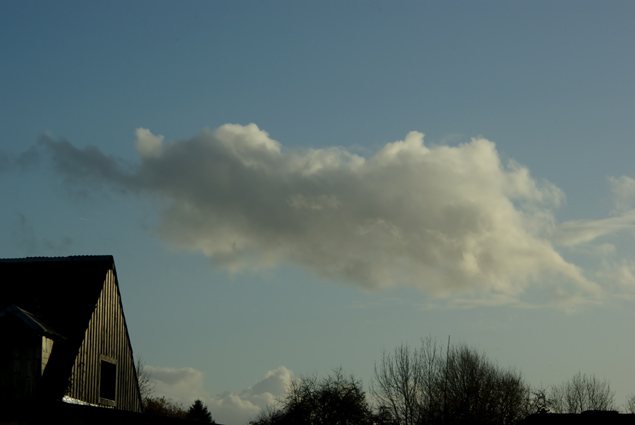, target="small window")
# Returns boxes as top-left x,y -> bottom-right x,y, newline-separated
100,358 -> 117,402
